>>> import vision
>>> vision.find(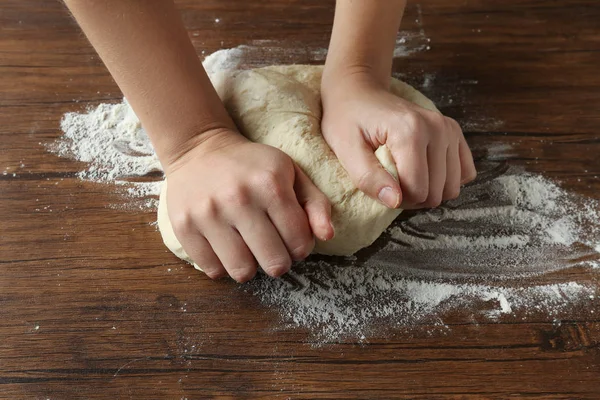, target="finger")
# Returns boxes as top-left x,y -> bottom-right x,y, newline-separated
264,189 -> 315,261
458,135 -> 477,184
236,210 -> 292,277
293,164 -> 334,242
203,223 -> 257,283
329,134 -> 401,209
388,137 -> 429,207
422,142 -> 447,208
443,141 -> 461,201
177,232 -> 226,280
